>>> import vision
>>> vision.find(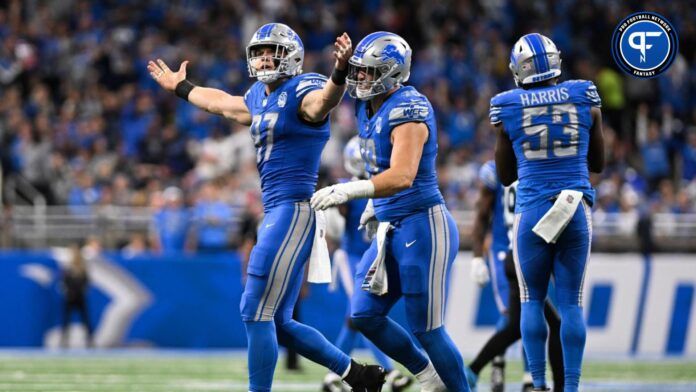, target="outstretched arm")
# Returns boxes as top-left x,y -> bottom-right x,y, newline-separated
148,59 -> 252,126
299,33 -> 352,123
